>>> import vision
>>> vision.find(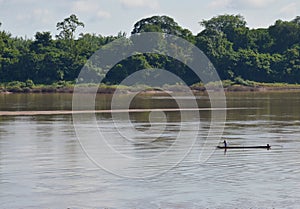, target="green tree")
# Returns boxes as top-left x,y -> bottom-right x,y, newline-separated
200,14 -> 249,50
200,14 -> 246,34
0,29 -> 22,82
269,19 -> 300,53
131,15 -> 195,43
54,15 -> 86,82
248,28 -> 274,53
197,15 -> 243,79
56,14 -> 85,40
282,45 -> 300,83
1,14 -> 300,85
31,32 -> 52,50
